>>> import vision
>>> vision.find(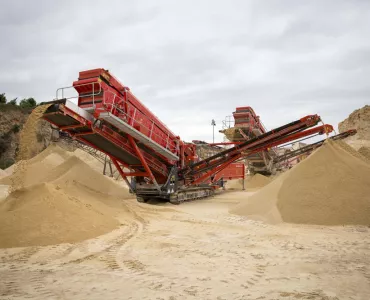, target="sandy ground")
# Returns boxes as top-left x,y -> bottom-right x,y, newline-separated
1,191 -> 369,300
